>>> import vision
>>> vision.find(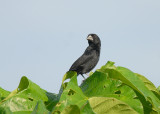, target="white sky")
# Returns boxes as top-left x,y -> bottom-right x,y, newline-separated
0,0 -> 160,93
